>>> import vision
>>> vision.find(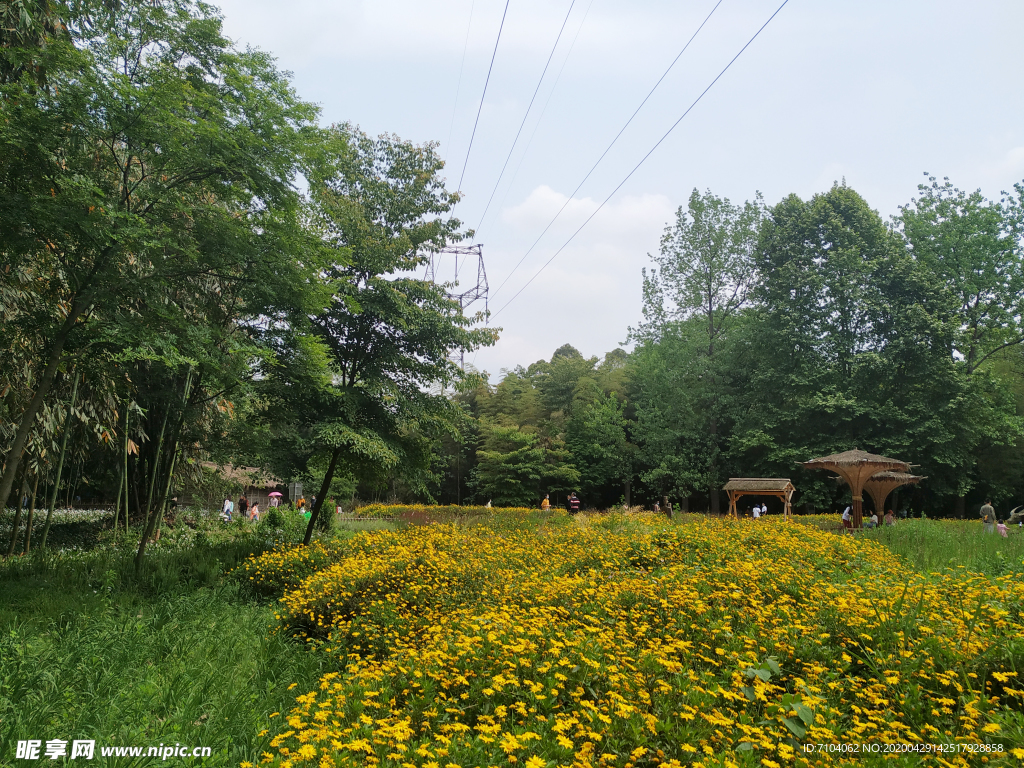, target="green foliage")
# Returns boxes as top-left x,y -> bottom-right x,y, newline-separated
250,125 -> 496,527
0,544 -> 328,766
630,189 -> 764,510
469,423 -> 578,507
